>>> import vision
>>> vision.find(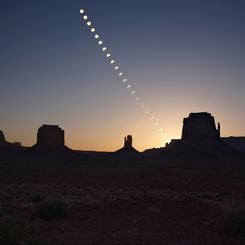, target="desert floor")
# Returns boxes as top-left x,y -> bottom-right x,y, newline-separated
0,152 -> 245,244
